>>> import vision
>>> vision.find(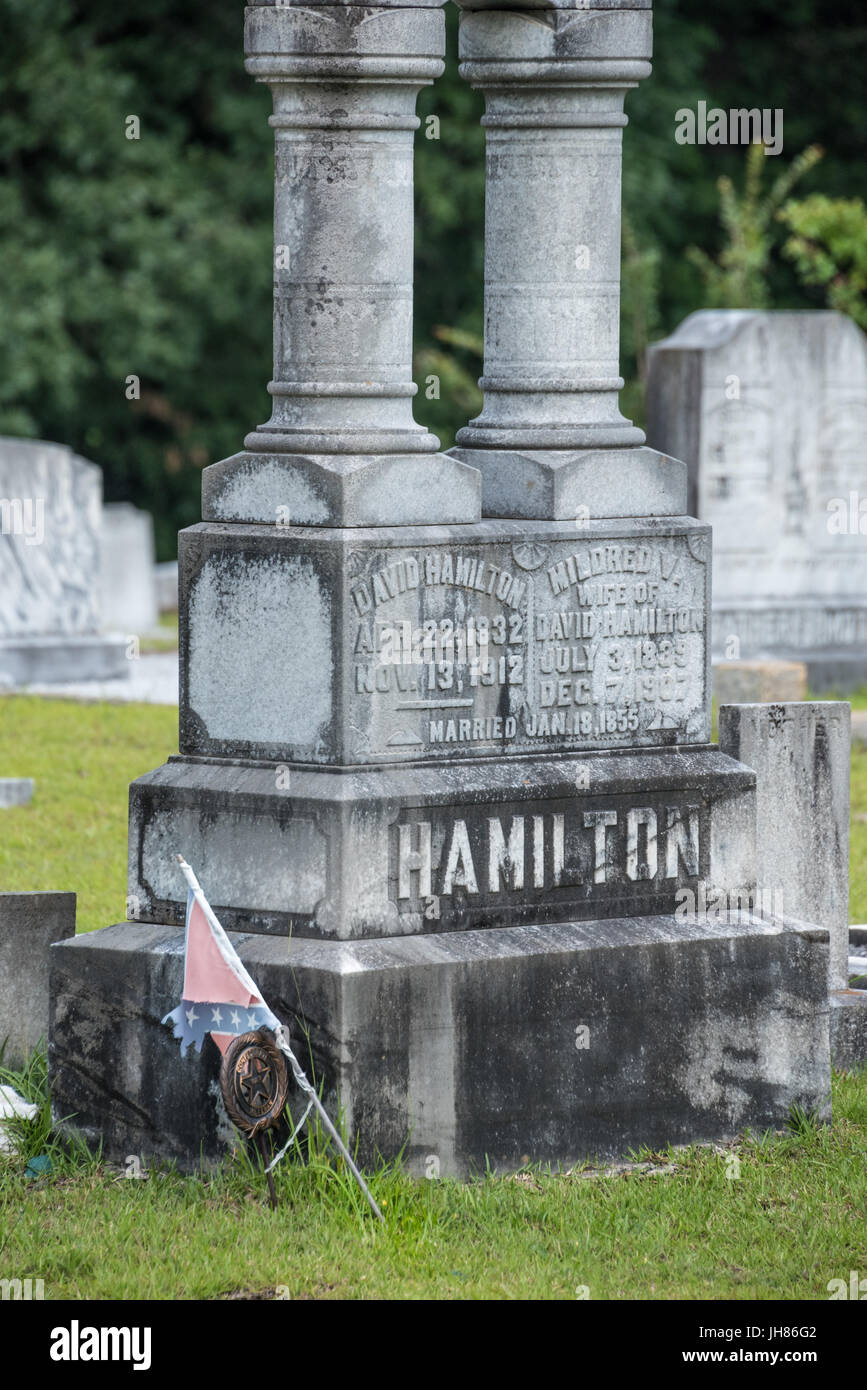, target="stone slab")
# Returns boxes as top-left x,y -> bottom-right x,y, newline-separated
713,661 -> 807,707
128,746 -> 756,938
155,561 -> 179,614
449,445 -> 687,522
19,652 -> 177,706
202,451 -> 481,529
179,517 -> 712,765
0,779 -> 34,808
99,503 -> 158,635
718,702 -> 850,991
49,911 -> 830,1175
0,892 -> 76,1070
0,635 -> 130,685
829,990 -> 867,1071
